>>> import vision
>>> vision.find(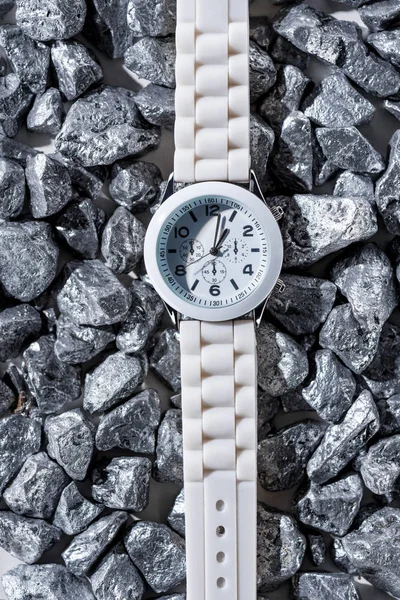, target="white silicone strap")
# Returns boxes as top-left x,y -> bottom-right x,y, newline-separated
180,320 -> 257,600
174,0 -> 251,183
